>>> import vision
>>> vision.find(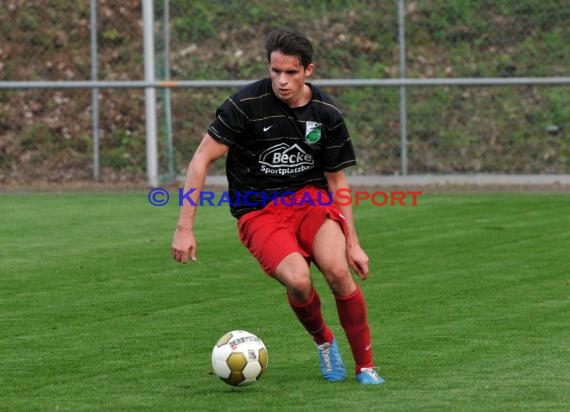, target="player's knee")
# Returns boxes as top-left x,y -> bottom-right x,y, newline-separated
324,265 -> 353,295
285,273 -> 313,302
